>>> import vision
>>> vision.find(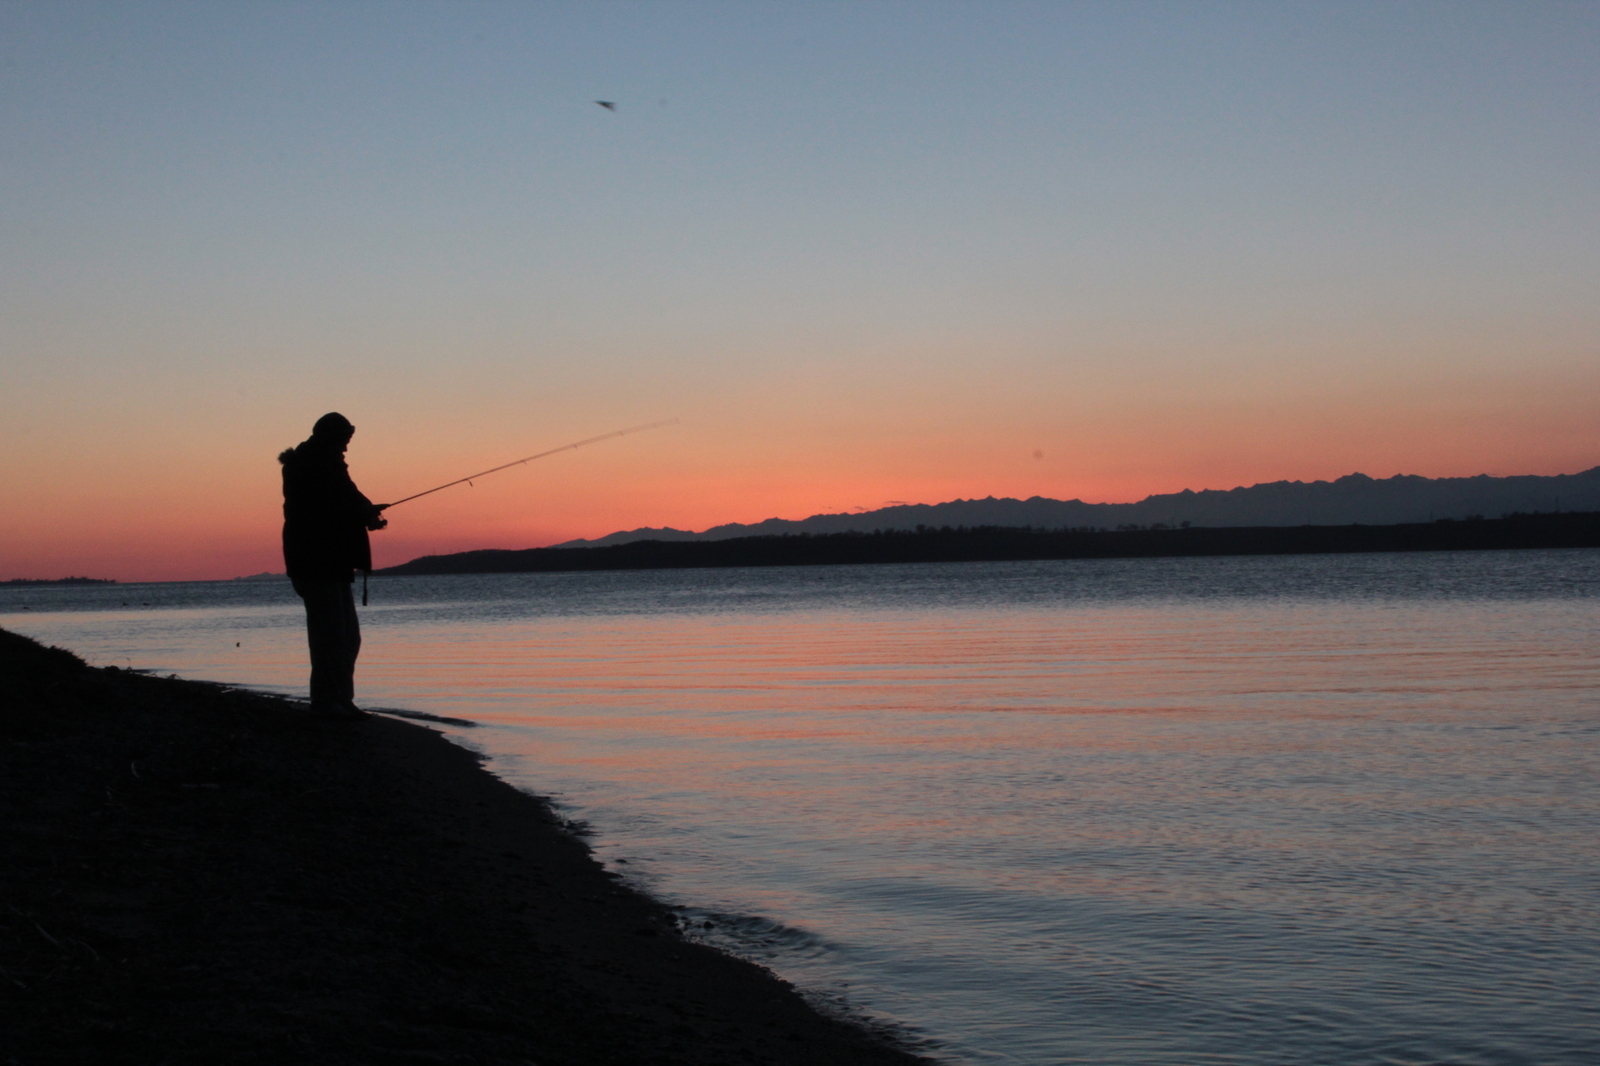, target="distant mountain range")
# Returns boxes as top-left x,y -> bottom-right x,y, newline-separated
380,513 -> 1600,578
552,466 -> 1600,548
2,576 -> 116,586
